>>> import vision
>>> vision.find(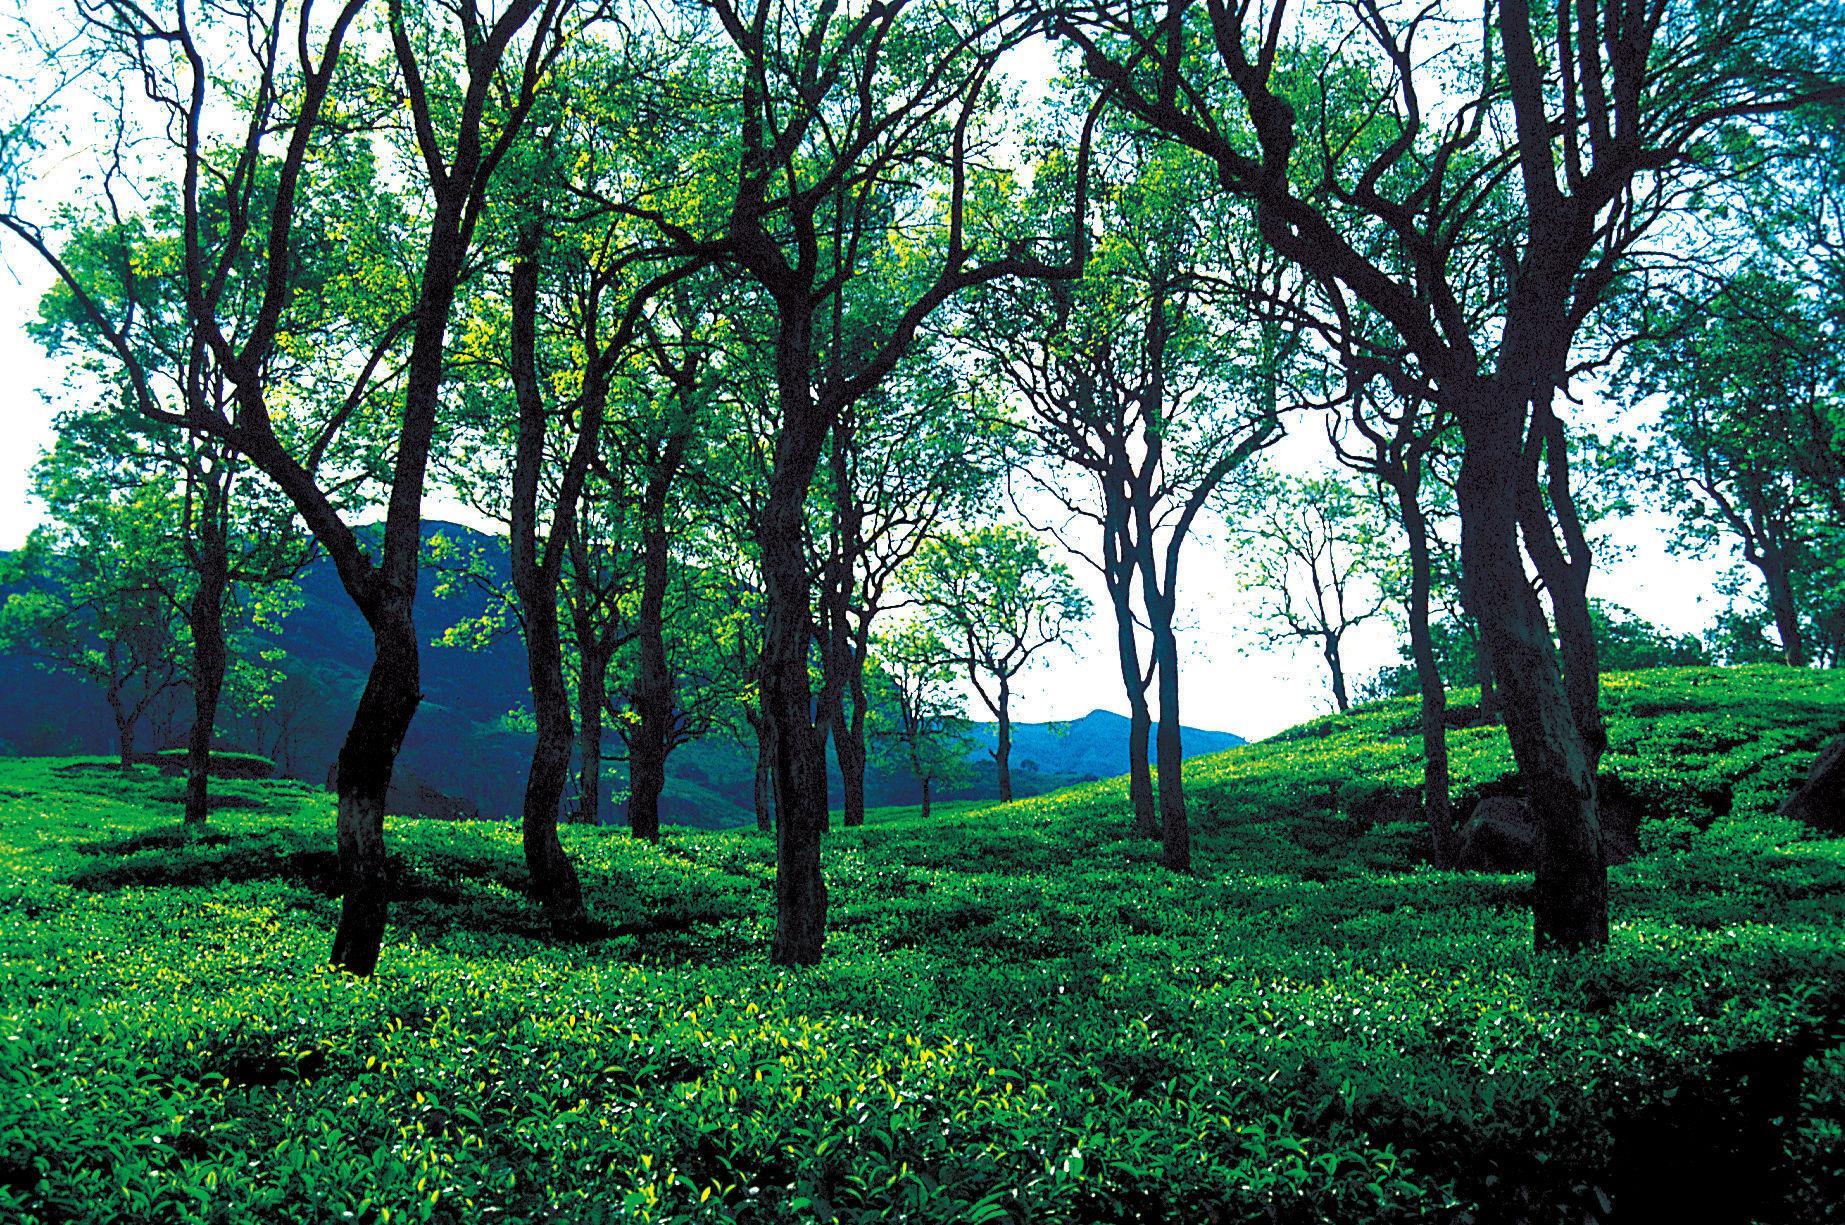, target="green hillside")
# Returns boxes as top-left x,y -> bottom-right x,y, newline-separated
0,666 -> 1841,1222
